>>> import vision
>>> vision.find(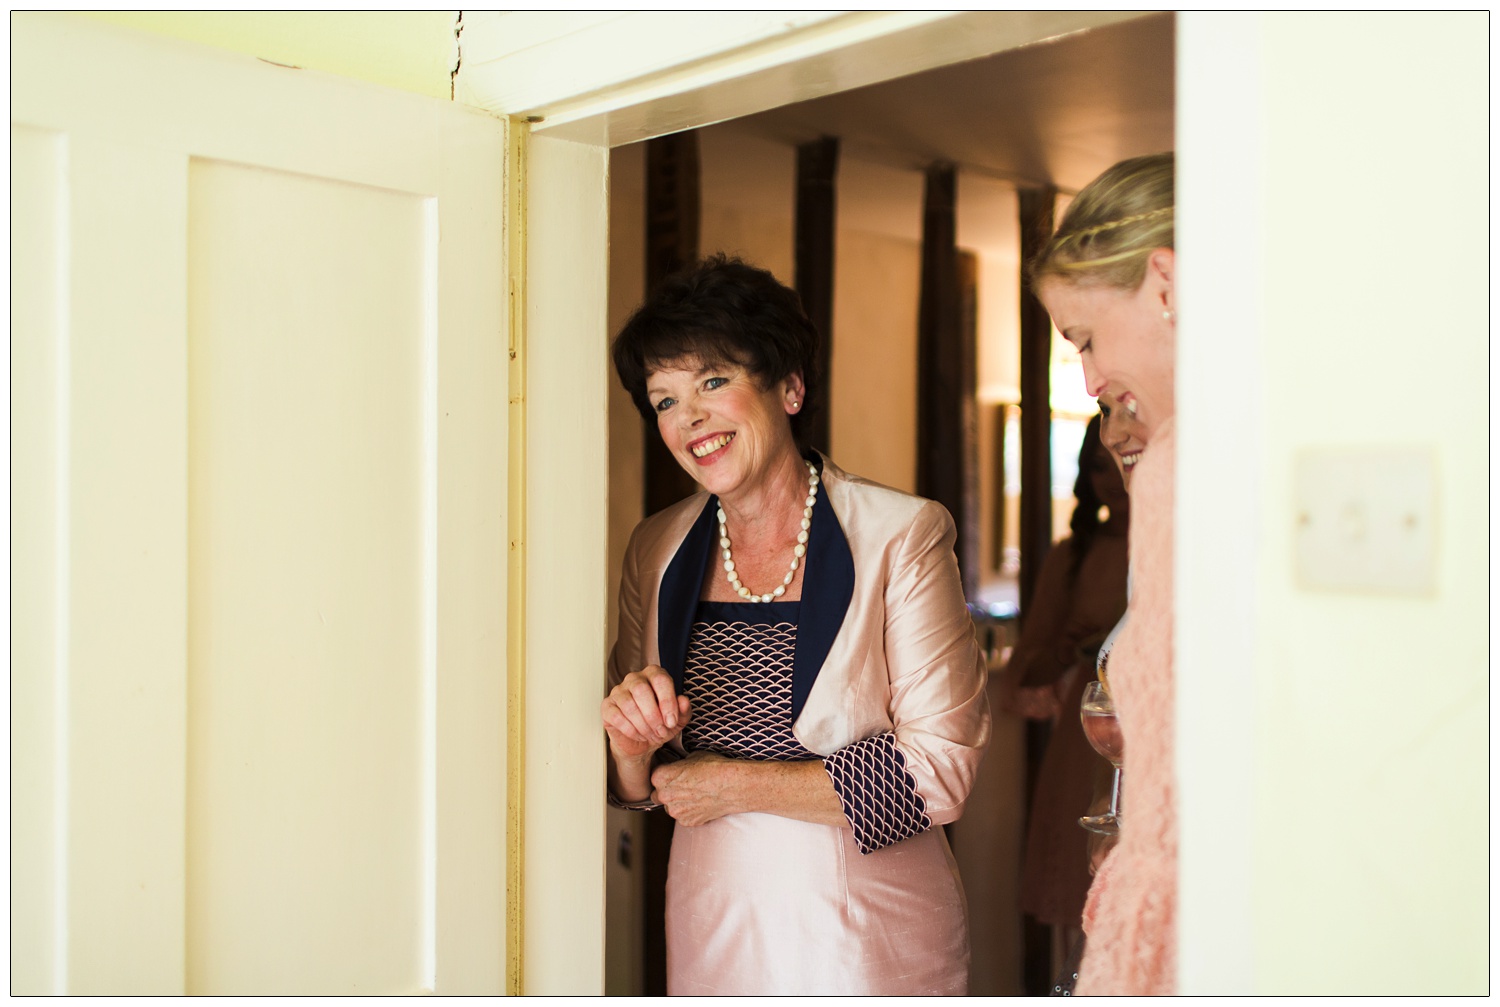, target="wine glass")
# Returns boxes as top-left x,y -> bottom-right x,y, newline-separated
1078,680 -> 1123,835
